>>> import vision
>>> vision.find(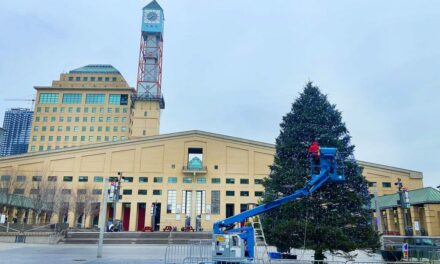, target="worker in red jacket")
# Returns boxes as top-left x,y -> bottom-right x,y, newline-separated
308,141 -> 320,174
